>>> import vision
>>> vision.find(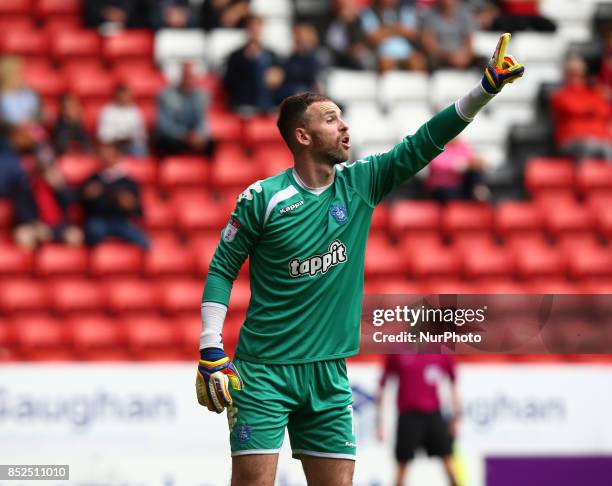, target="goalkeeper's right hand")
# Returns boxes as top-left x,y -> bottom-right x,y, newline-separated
196,347 -> 244,413
482,33 -> 525,94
